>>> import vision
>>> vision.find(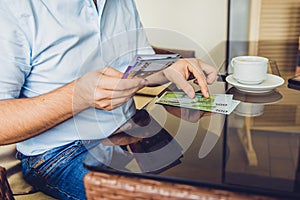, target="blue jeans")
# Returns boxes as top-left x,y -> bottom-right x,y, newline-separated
18,140 -> 100,200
